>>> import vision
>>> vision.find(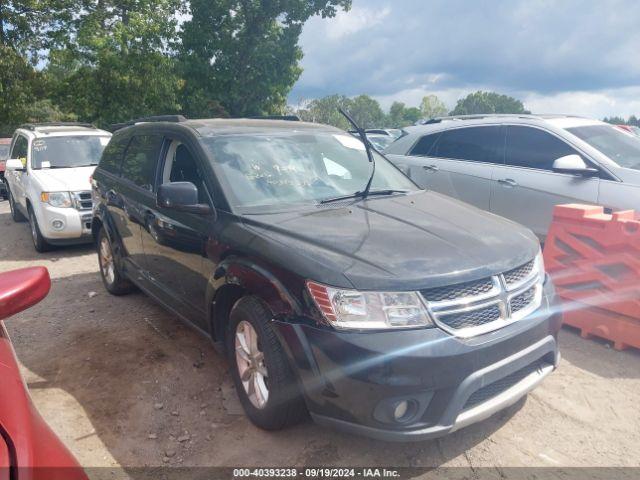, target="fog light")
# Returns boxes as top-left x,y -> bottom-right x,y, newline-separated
393,401 -> 409,420
51,219 -> 65,230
